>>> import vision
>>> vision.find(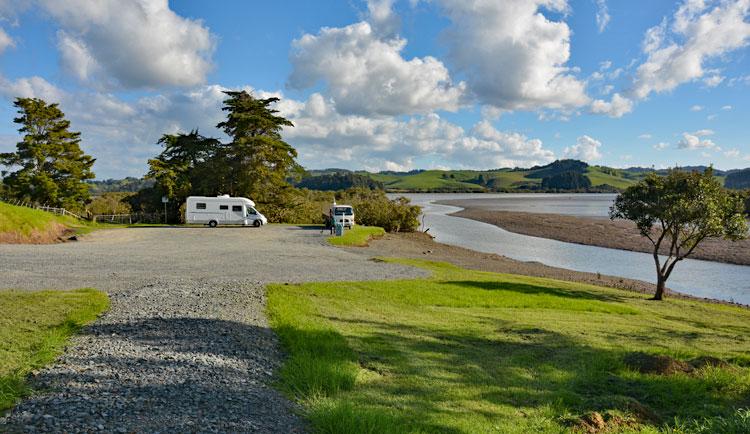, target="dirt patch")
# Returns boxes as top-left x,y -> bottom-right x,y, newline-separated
689,356 -> 732,370
623,352 -> 694,375
447,207 -> 750,266
0,222 -> 70,244
571,411 -> 640,433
